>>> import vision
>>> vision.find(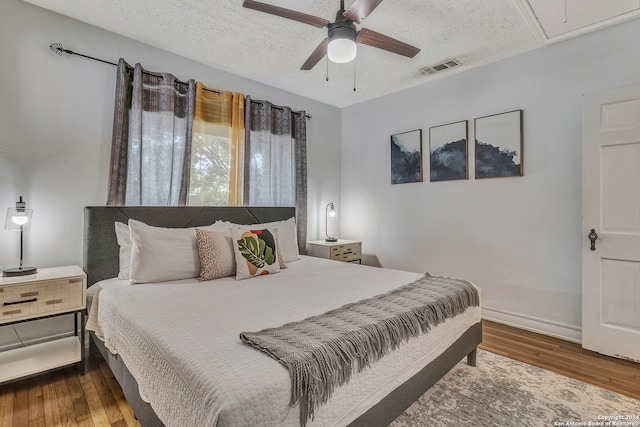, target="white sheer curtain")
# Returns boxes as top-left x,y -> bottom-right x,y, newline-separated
107,59 -> 195,206
244,96 -> 307,253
